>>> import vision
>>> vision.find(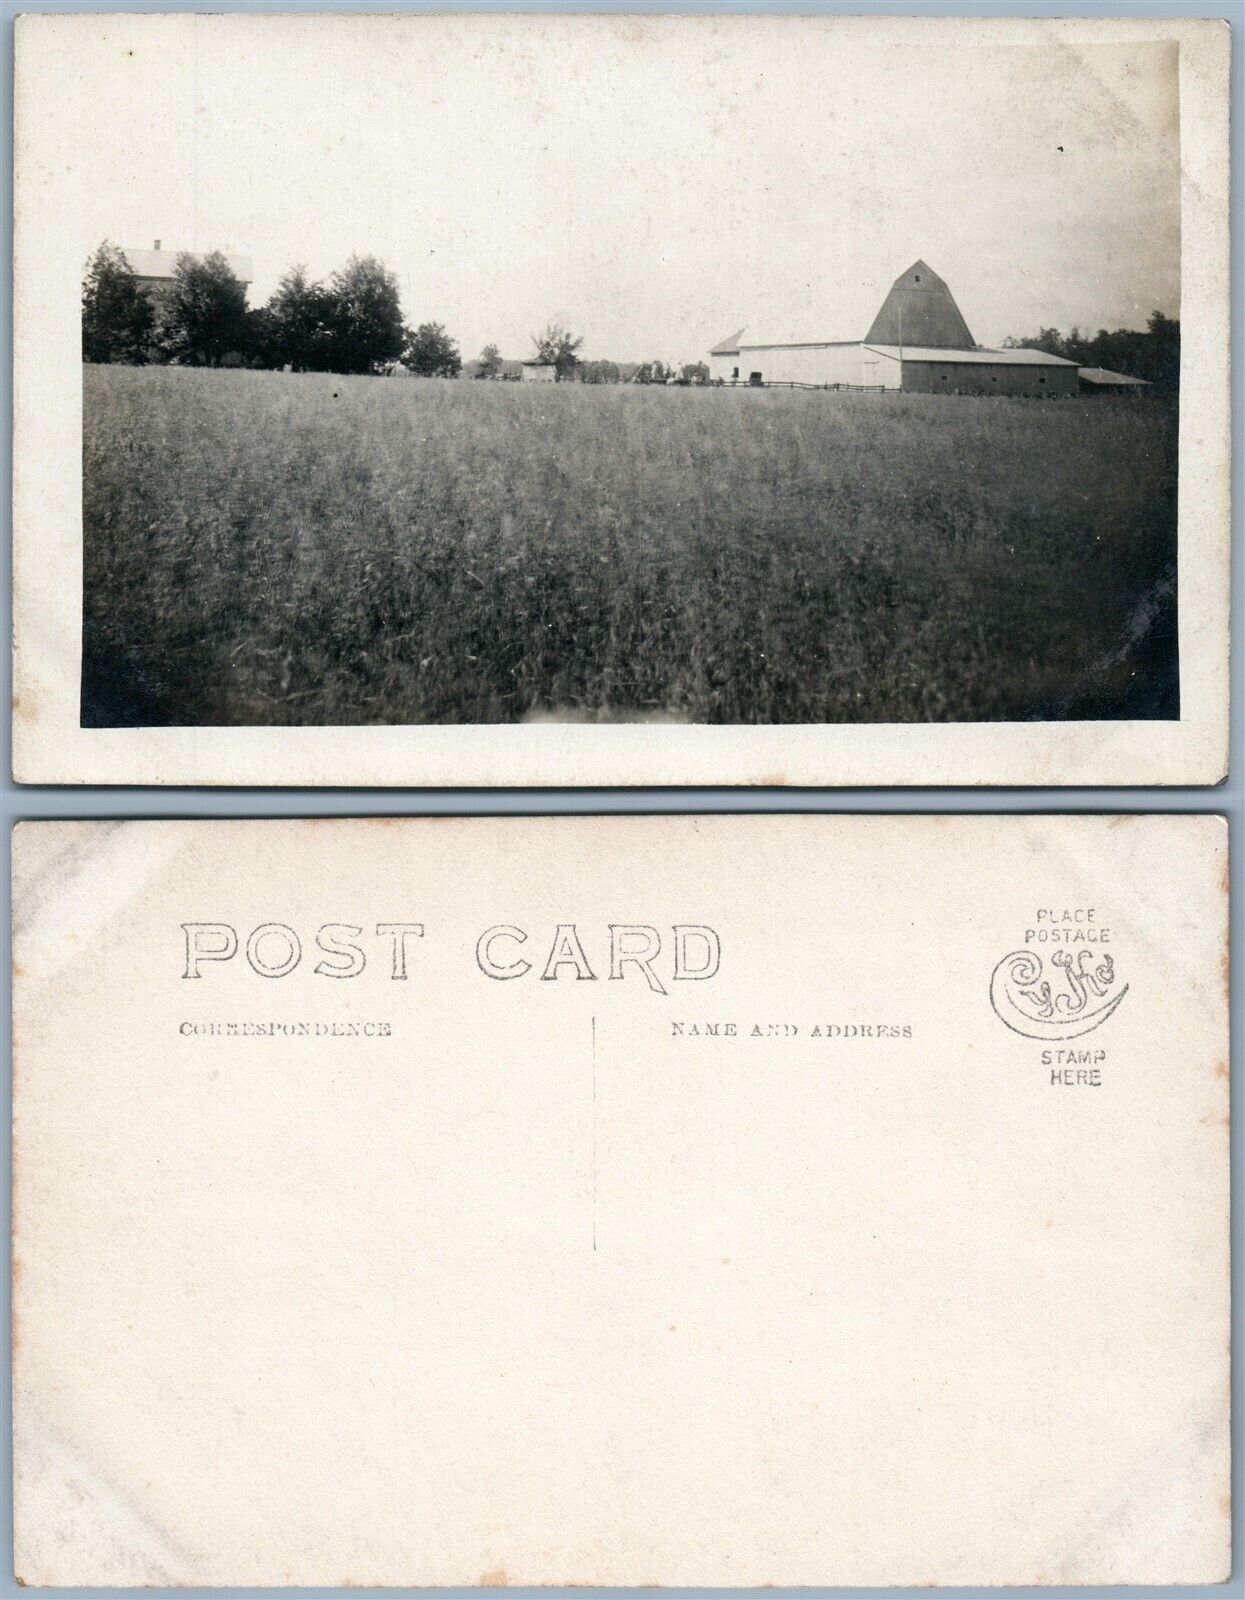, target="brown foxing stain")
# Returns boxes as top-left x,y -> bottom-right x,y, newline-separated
12,691 -> 40,727
757,772 -> 787,787
478,1568 -> 508,1587
1213,1059 -> 1228,1080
